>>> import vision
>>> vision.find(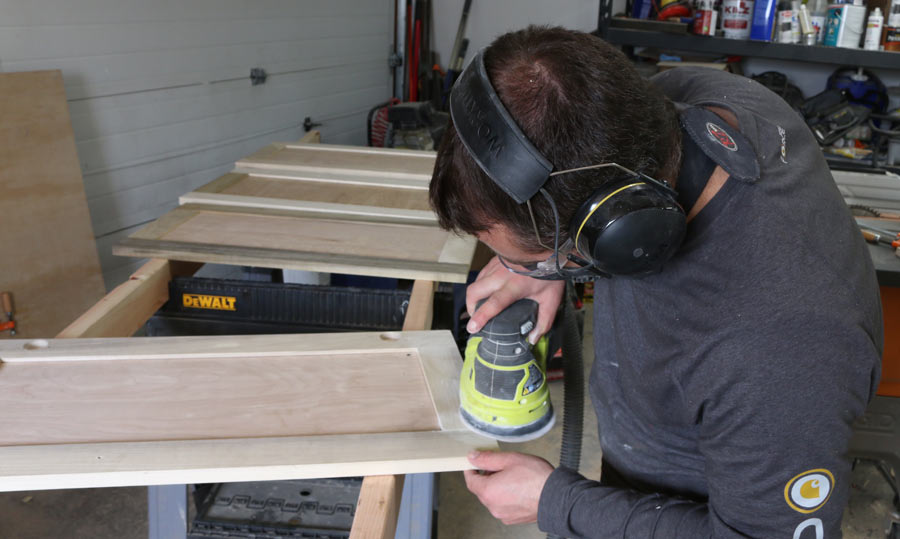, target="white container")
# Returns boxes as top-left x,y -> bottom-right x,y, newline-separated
799,4 -> 816,43
791,1 -> 803,42
811,13 -> 828,42
811,0 -> 828,42
778,8 -> 796,41
824,1 -> 867,48
864,7 -> 884,49
723,0 -> 756,38
888,0 -> 900,26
